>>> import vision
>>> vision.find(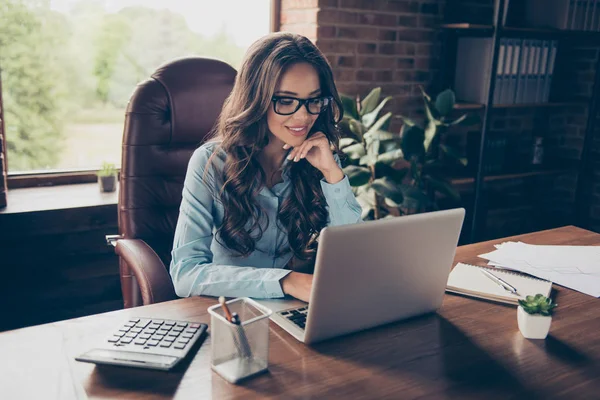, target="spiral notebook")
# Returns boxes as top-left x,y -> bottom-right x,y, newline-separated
446,263 -> 553,305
